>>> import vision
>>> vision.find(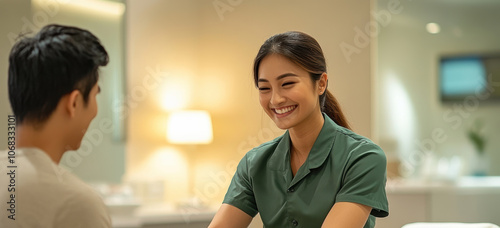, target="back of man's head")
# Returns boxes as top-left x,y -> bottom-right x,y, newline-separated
8,24 -> 109,125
